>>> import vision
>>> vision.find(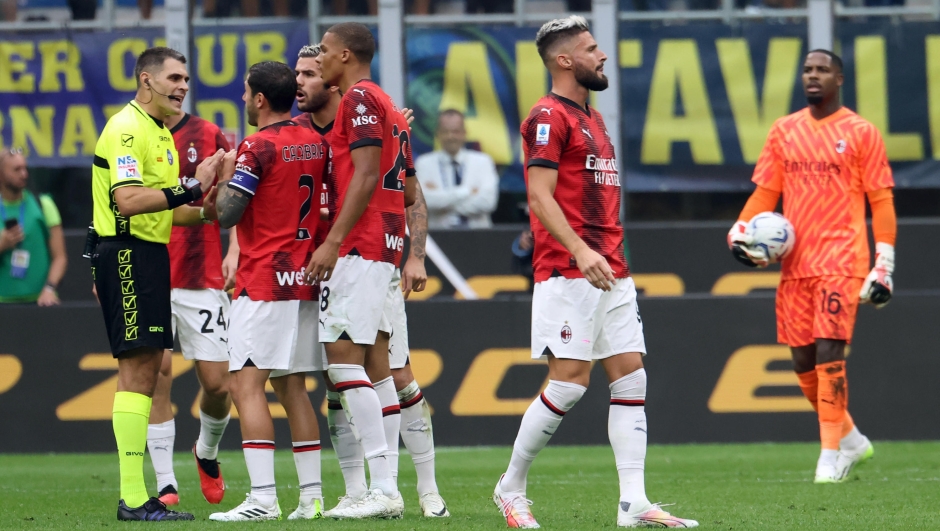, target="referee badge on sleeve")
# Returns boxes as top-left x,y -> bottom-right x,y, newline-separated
536,124 -> 550,146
